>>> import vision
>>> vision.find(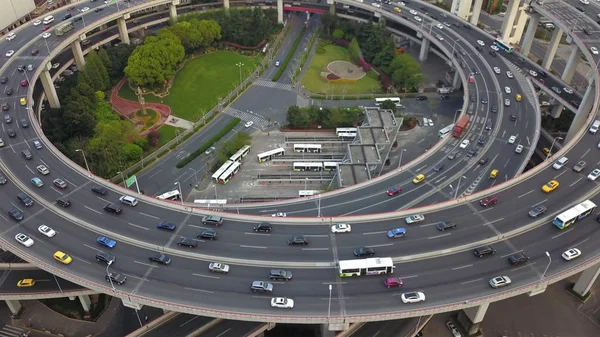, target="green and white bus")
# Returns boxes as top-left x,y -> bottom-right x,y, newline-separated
56,21 -> 74,36
339,257 -> 395,277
